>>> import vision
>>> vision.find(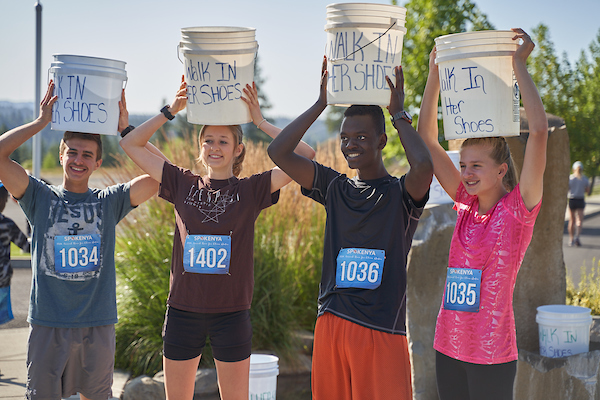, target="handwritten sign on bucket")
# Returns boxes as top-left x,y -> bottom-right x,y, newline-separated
50,55 -> 126,136
182,49 -> 256,125
325,26 -> 406,106
437,56 -> 520,140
